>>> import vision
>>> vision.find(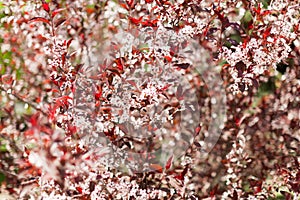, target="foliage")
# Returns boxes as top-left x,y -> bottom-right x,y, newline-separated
0,0 -> 299,199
